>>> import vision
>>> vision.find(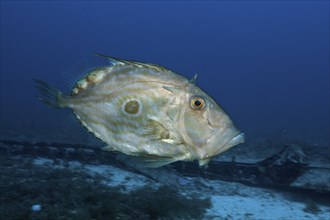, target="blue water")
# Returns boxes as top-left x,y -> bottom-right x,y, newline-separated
1,1 -> 329,145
